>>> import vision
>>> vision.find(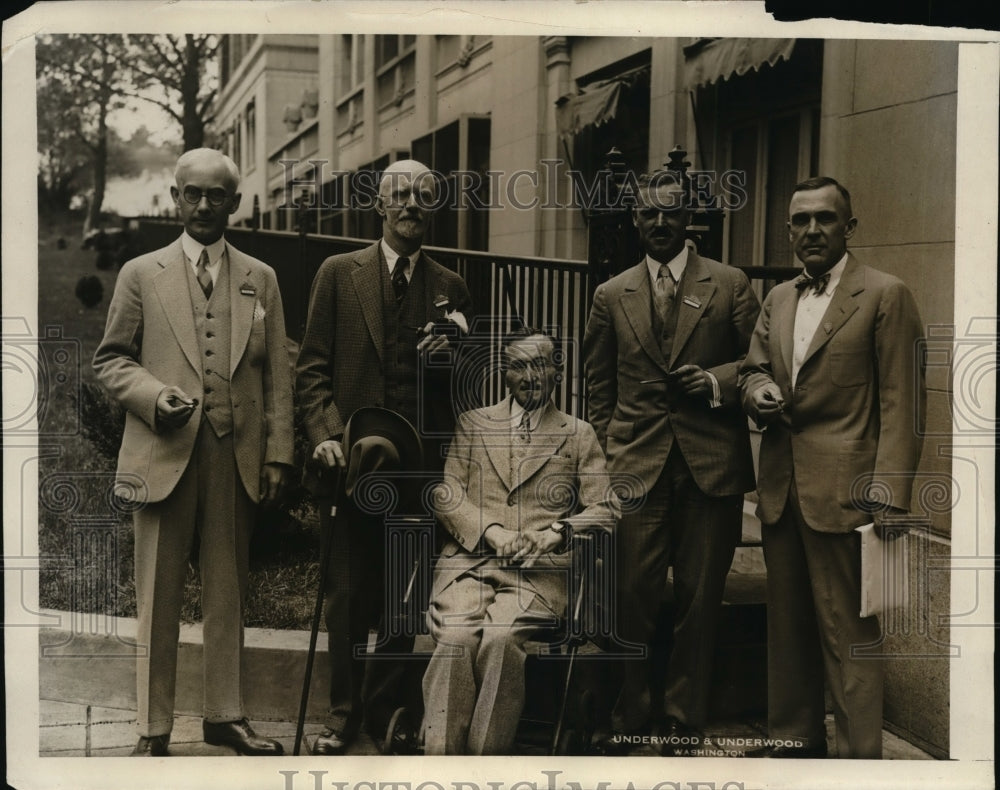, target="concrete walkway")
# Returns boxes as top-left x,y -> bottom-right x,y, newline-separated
40,700 -> 932,759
